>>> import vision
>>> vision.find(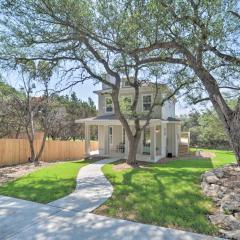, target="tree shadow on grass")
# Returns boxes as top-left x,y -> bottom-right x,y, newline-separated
105,158 -> 218,235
